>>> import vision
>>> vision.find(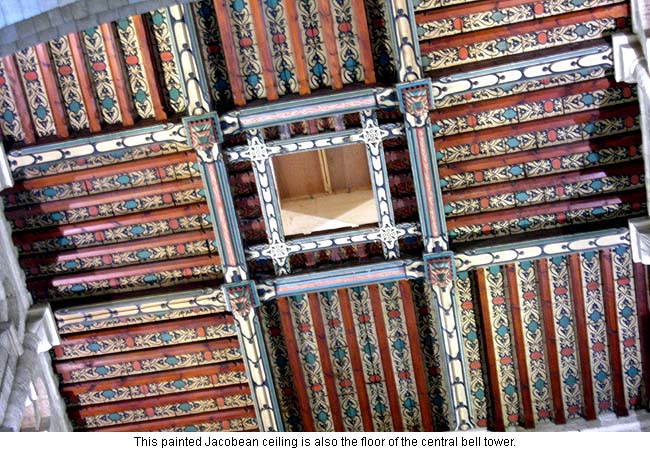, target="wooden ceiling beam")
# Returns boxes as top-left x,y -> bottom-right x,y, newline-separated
4,177 -> 204,217
475,268 -> 506,431
57,311 -> 231,348
12,203 -> 208,243
213,0 -> 247,106
248,0 -> 279,100
438,134 -> 642,177
419,4 -> 629,52
599,249 -> 629,417
351,1 -> 375,85
446,189 -> 646,228
21,230 -> 214,268
567,253 -> 597,421
1,56 -> 36,145
442,160 -> 644,203
306,292 -> 344,431
536,259 -> 567,425
504,264 -> 535,429
99,23 -> 135,127
316,0 -> 344,90
336,288 -> 374,431
132,15 -> 167,121
34,43 -> 69,139
92,406 -> 256,432
632,262 -> 650,410
46,254 -> 220,287
54,337 -> 241,378
276,296 -> 316,431
398,281 -> 434,431
435,104 -> 640,149
70,383 -> 251,420
431,78 -> 627,122
9,151 -> 194,190
67,33 -> 102,133
368,284 -> 403,431
284,0 -> 311,95
62,361 -> 246,406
